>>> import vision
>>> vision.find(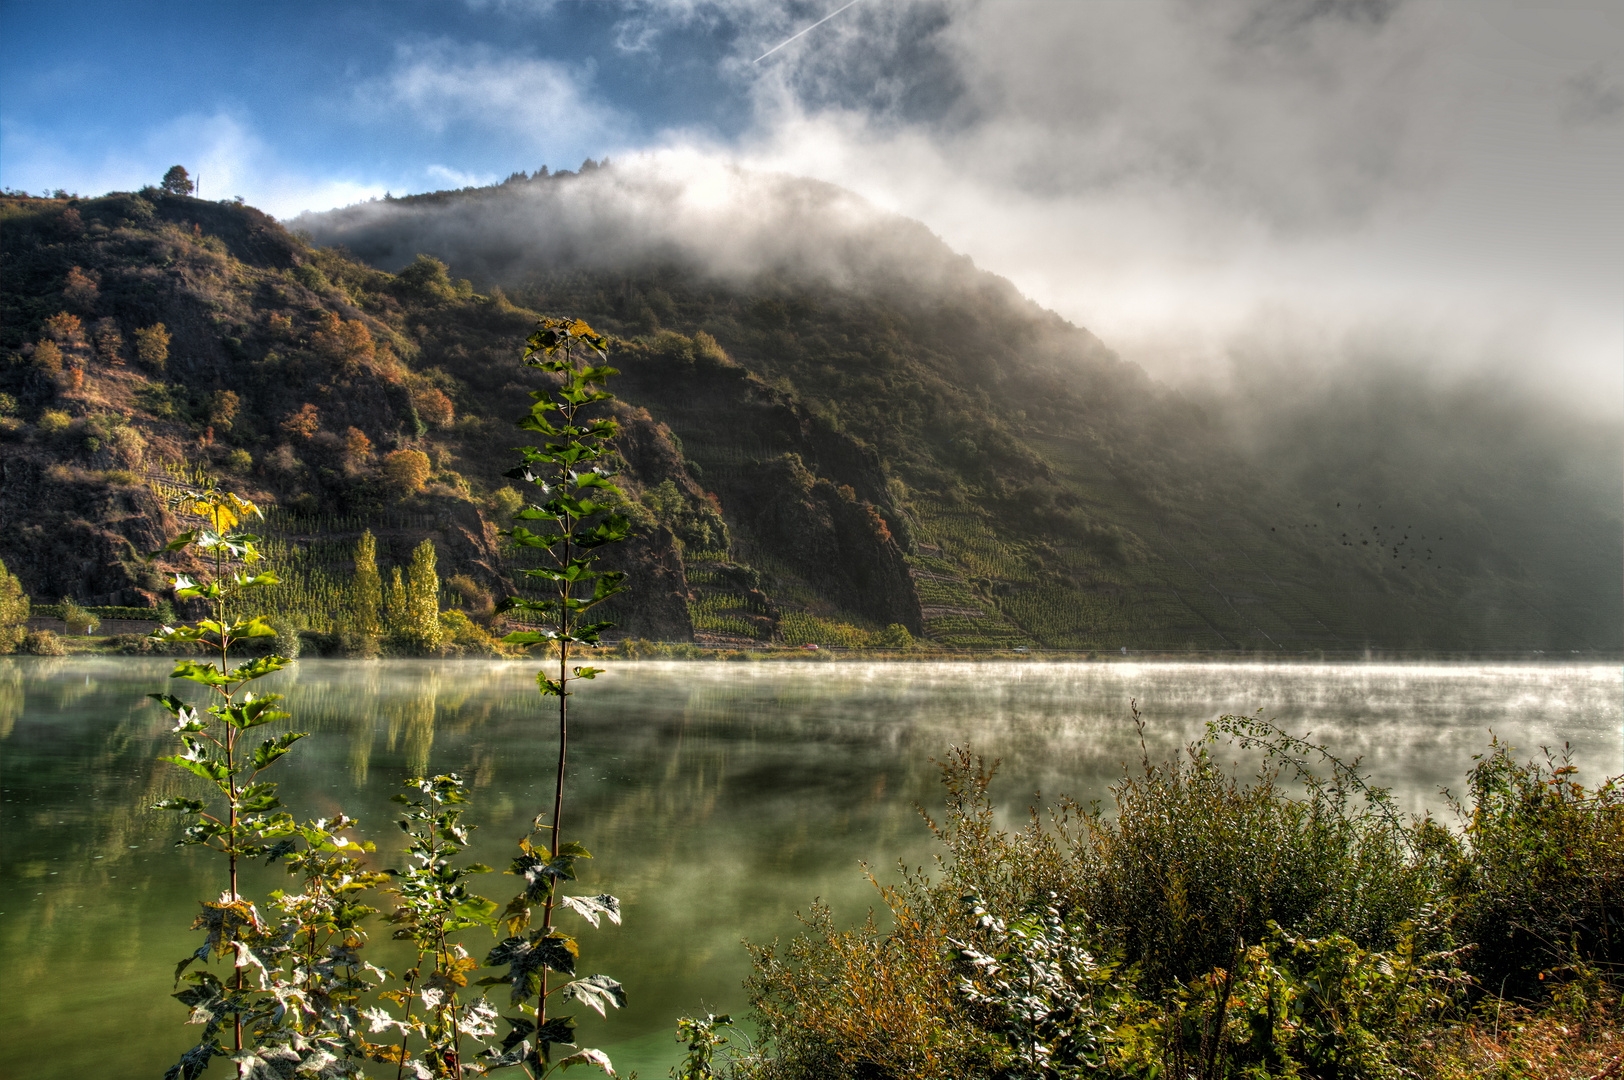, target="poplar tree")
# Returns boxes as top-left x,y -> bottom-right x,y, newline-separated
385,567 -> 408,639
0,558 -> 28,653
403,538 -> 443,652
350,529 -> 381,636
